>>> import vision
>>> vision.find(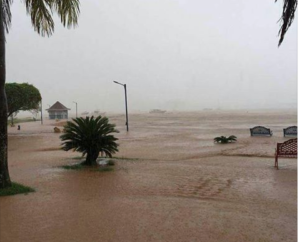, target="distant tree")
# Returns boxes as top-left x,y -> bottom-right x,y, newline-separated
276,0 -> 298,46
0,1 -> 80,188
9,111 -> 18,126
214,135 -> 237,144
6,83 -> 41,119
60,116 -> 119,166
